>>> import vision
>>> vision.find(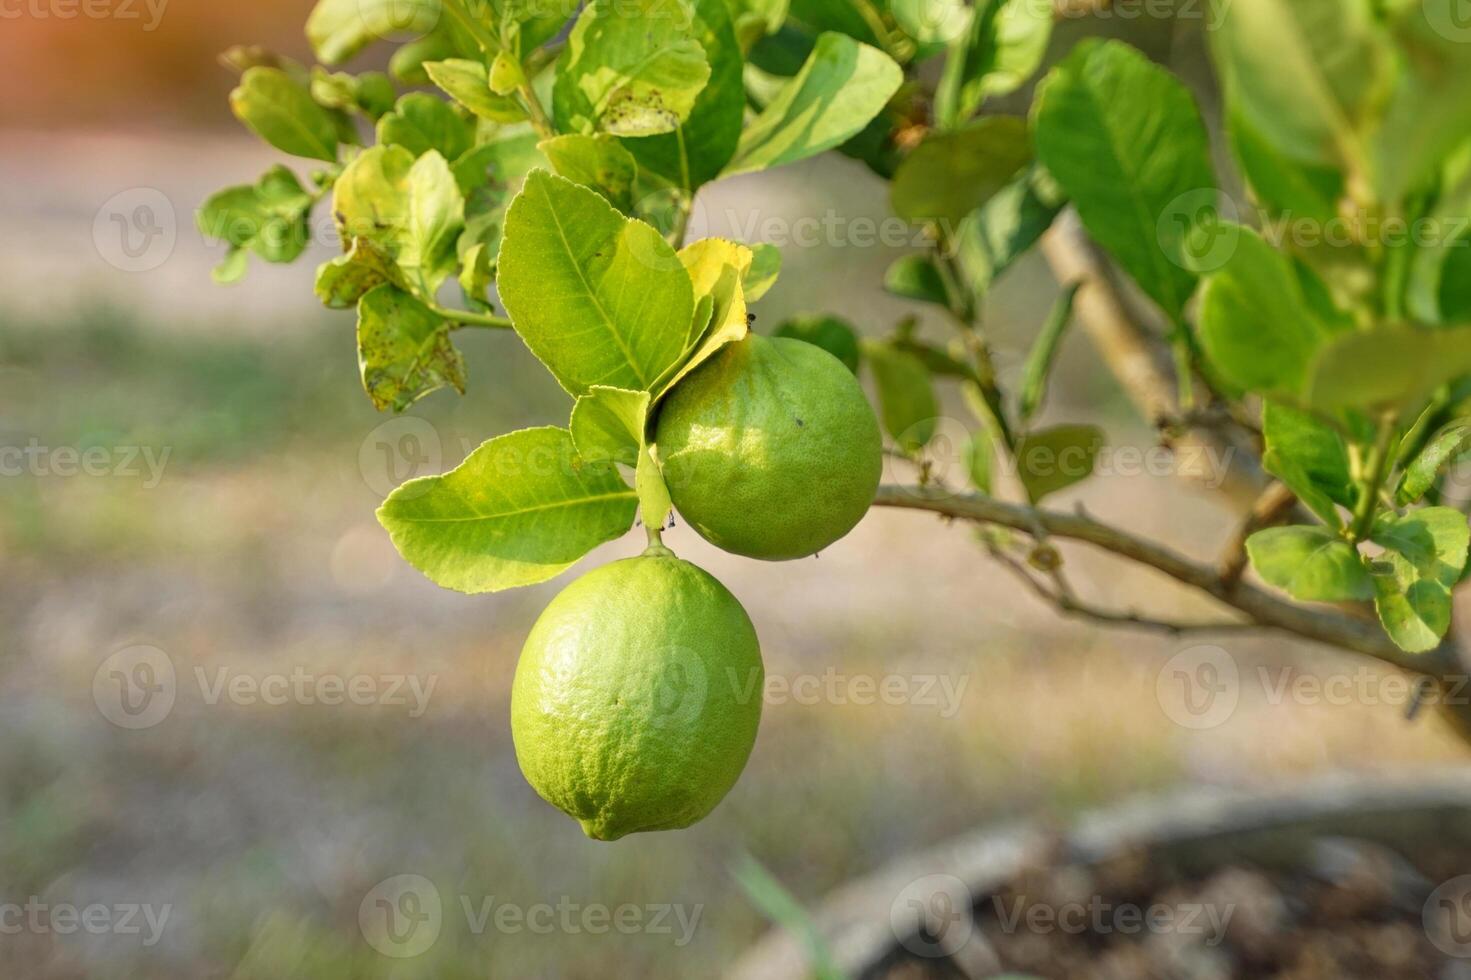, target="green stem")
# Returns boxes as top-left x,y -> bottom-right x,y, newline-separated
853,0 -> 911,62
1171,328 -> 1195,411
1351,412 -> 1397,541
517,81 -> 555,140
933,241 -> 1015,450
643,522 -> 674,557
431,304 -> 513,329
669,194 -> 695,249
